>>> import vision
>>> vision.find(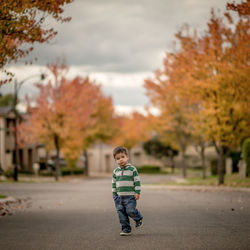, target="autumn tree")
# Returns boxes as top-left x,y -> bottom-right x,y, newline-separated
183,1 -> 250,184
0,0 -> 73,85
144,57 -> 193,177
113,112 -> 150,157
145,0 -> 250,183
19,61 -> 115,180
143,136 -> 178,173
